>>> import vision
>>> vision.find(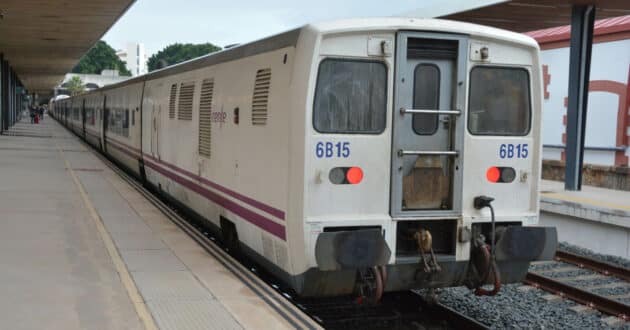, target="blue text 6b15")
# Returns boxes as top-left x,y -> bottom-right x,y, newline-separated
499,143 -> 528,159
315,142 -> 350,158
